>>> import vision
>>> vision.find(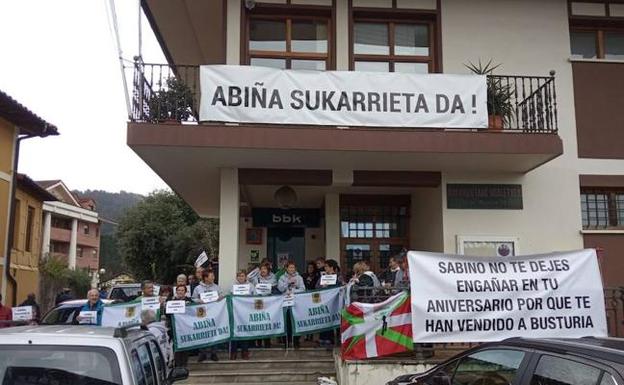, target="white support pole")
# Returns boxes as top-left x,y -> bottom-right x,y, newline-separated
218,168 -> 239,290
68,219 -> 78,269
41,211 -> 51,257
